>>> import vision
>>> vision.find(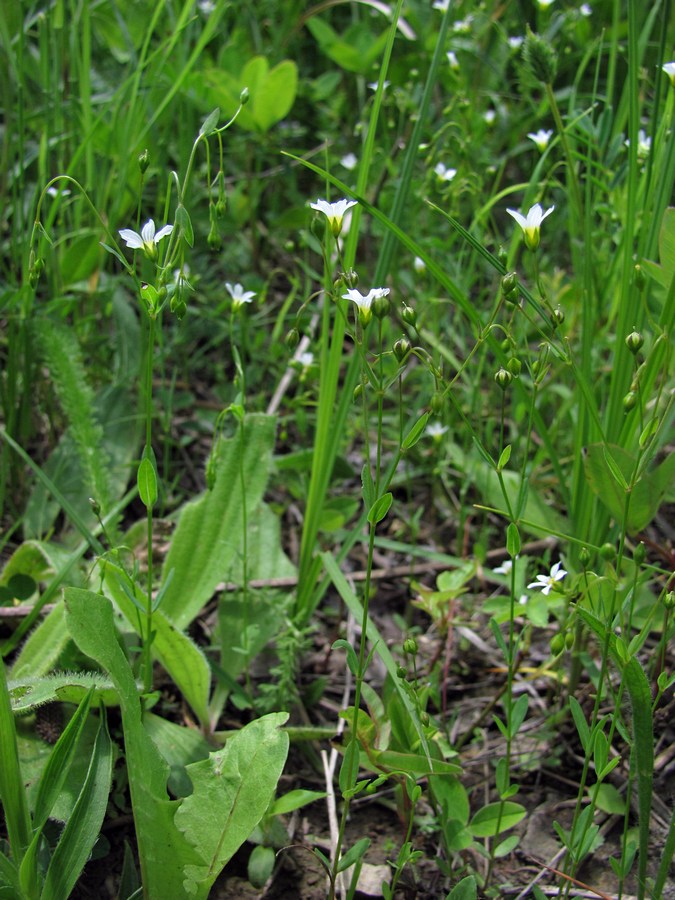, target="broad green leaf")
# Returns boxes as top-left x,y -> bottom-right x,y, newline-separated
199,107 -> 220,136
64,588 -> 203,899
160,414 -> 276,628
137,456 -> 157,509
103,561 -> 211,729
306,17 -> 389,75
367,492 -> 393,525
469,801 -> 526,837
583,444 -> 675,532
268,789 -> 326,817
251,59 -> 297,132
336,837 -> 370,873
8,671 -> 119,713
402,412 -> 429,450
370,749 -> 461,777
175,712 -> 289,897
594,783 -> 625,815
446,875 -> 477,900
